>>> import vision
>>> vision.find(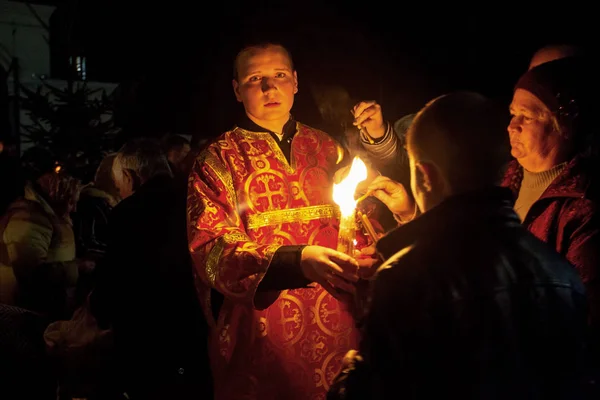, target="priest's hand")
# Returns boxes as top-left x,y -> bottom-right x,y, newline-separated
367,176 -> 417,223
354,244 -> 382,280
301,245 -> 359,300
352,100 -> 387,139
